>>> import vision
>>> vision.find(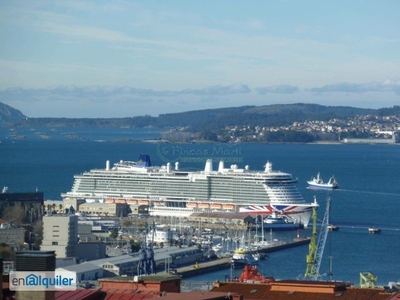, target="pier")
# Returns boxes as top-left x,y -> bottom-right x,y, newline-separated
174,238 -> 310,278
